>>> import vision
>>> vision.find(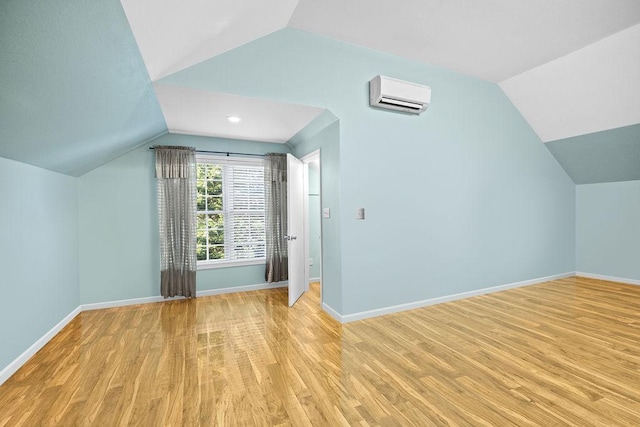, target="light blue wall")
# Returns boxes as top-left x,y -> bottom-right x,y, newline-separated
308,164 -> 322,279
162,28 -> 575,315
0,157 -> 79,372
340,75 -> 576,314
78,145 -> 158,303
78,134 -> 290,304
576,180 -> 640,281
0,0 -> 165,176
